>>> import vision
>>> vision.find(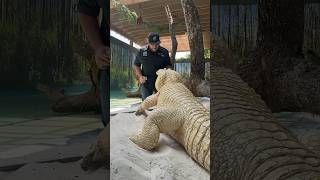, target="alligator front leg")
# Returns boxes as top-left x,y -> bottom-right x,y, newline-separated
135,93 -> 159,116
130,108 -> 184,150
